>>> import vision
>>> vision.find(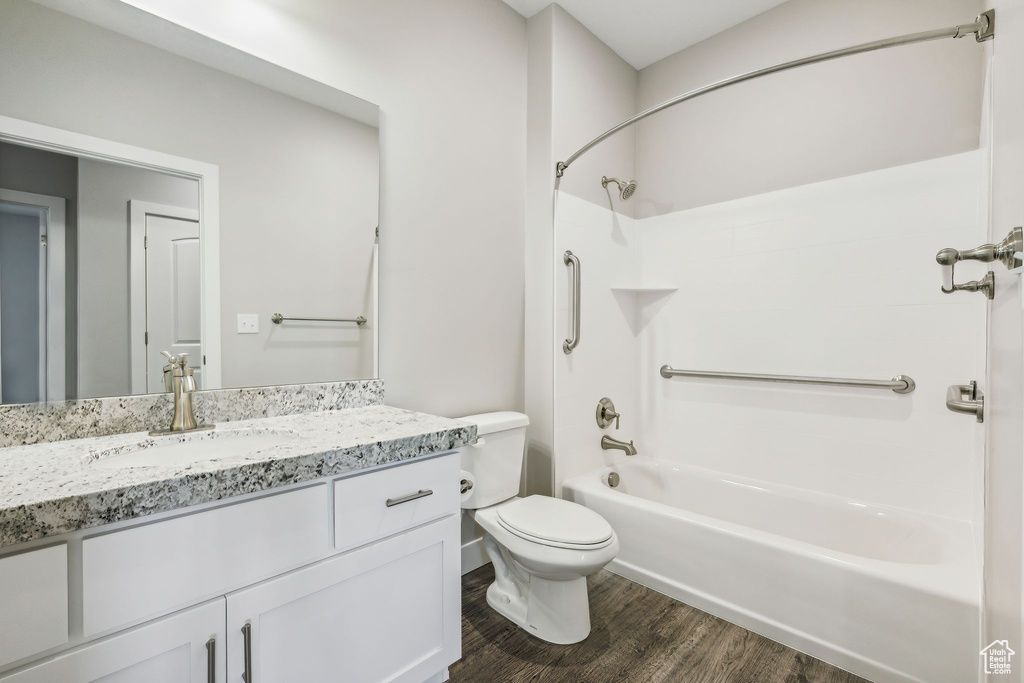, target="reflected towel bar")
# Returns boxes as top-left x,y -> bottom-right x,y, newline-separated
659,366 -> 915,394
271,313 -> 367,325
